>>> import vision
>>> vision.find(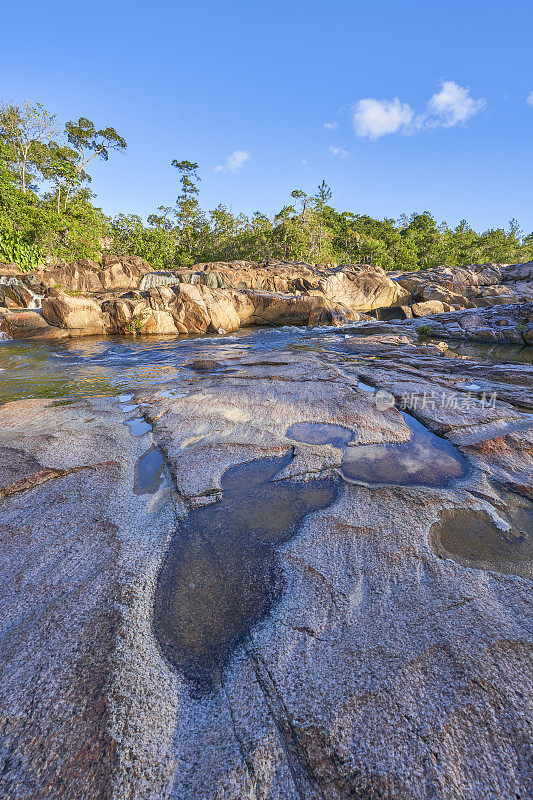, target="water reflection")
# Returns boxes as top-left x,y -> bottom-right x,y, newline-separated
1,326 -> 528,405
430,505 -> 533,579
286,421 -> 353,448
0,329 -> 319,403
340,412 -> 470,487
153,452 -> 338,693
134,447 -> 165,494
